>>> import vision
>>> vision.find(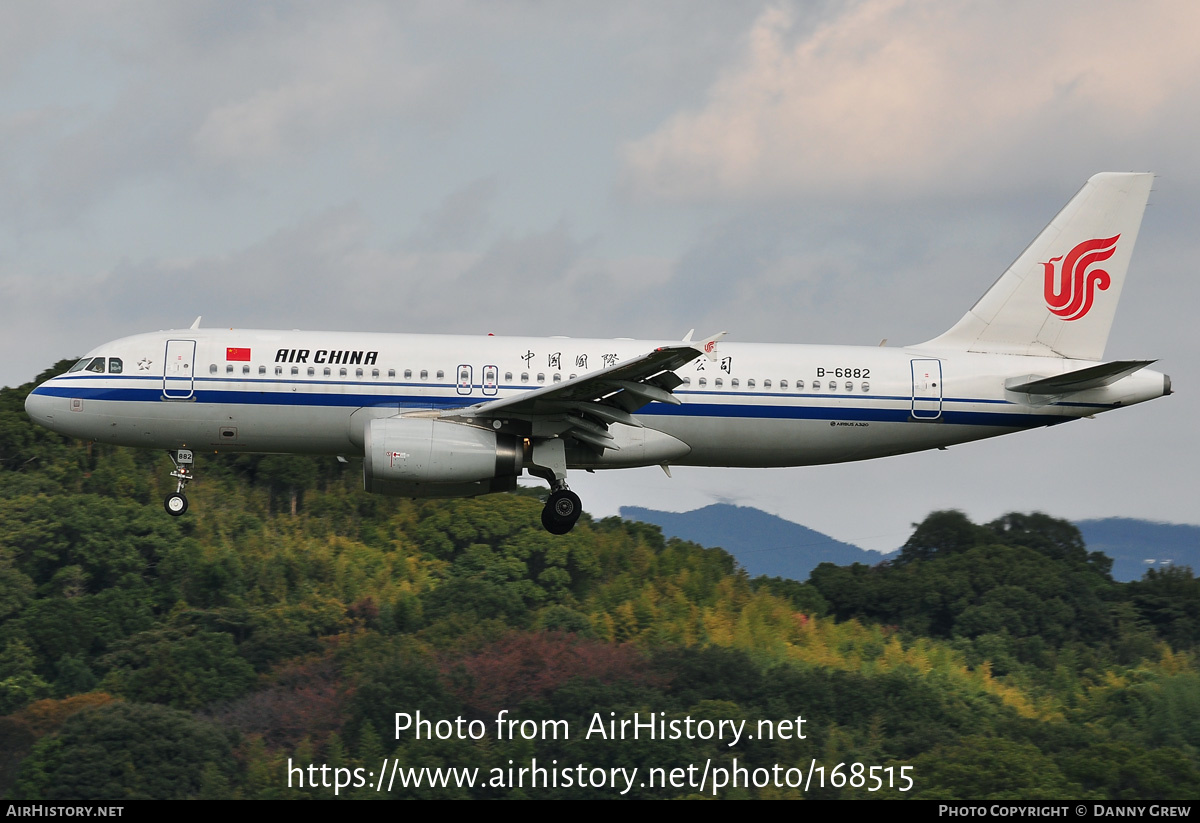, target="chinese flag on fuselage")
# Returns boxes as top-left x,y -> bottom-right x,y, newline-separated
226,347 -> 251,361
